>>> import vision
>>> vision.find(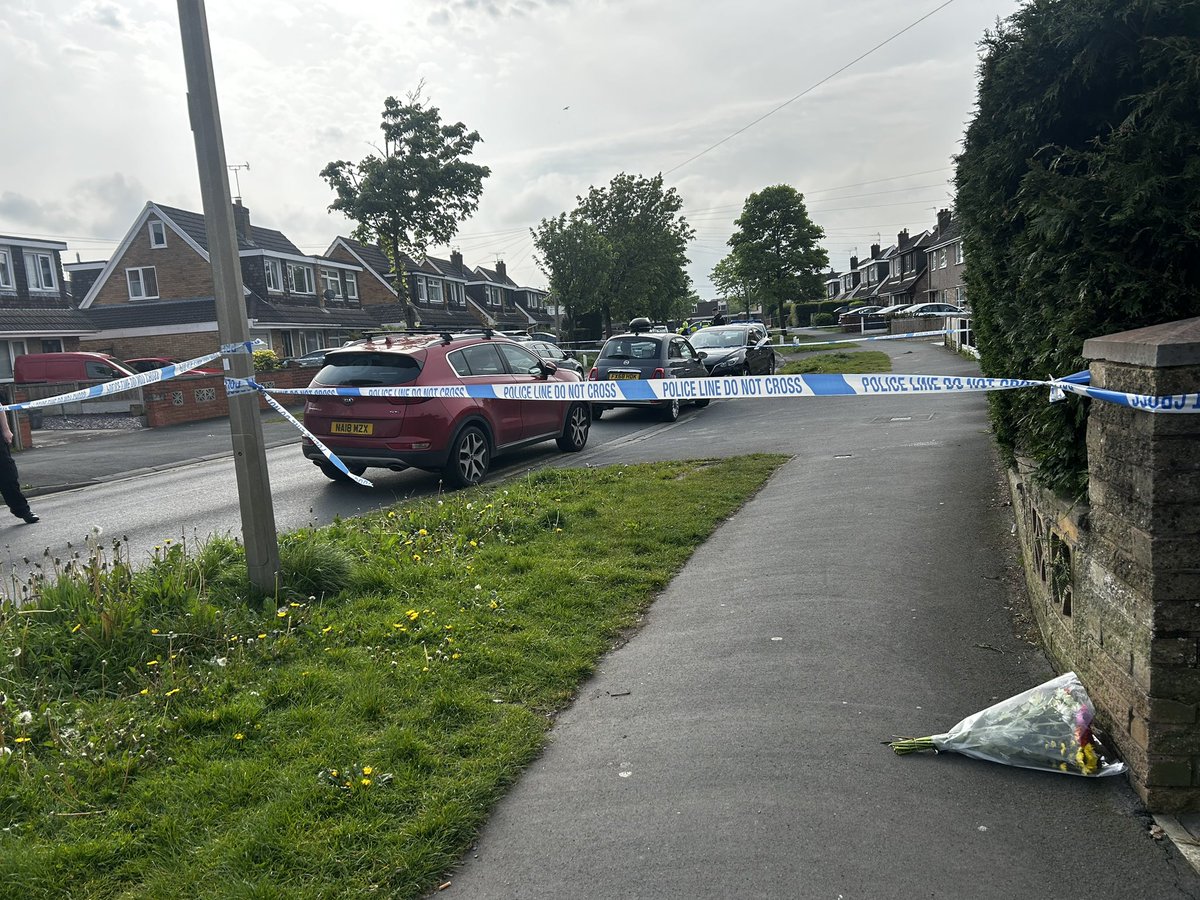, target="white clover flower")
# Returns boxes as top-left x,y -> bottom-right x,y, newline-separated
16,710 -> 33,726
